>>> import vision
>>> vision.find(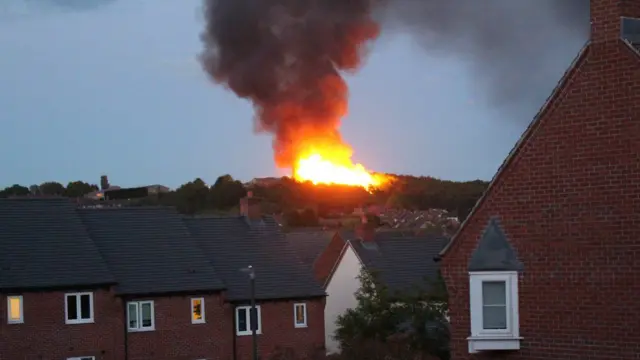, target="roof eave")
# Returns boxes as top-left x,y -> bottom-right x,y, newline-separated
438,40 -> 591,258
0,281 -> 117,294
